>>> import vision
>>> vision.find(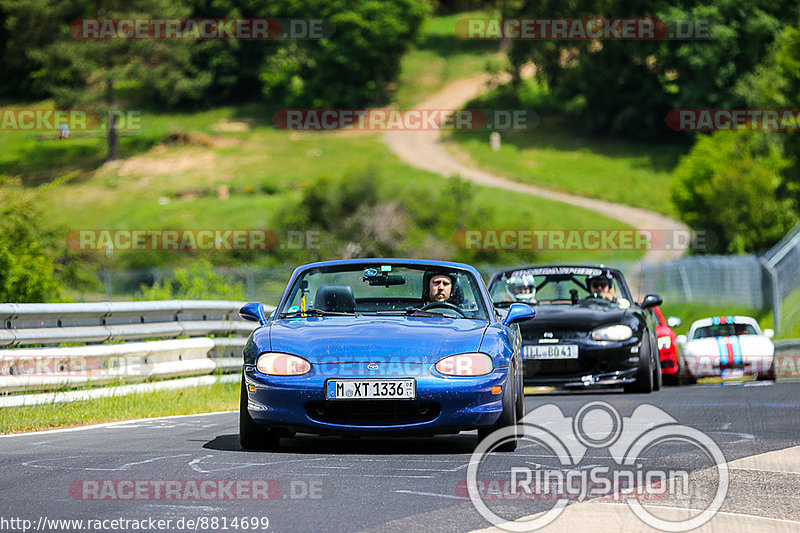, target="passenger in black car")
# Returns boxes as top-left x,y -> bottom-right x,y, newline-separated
587,273 -> 617,303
